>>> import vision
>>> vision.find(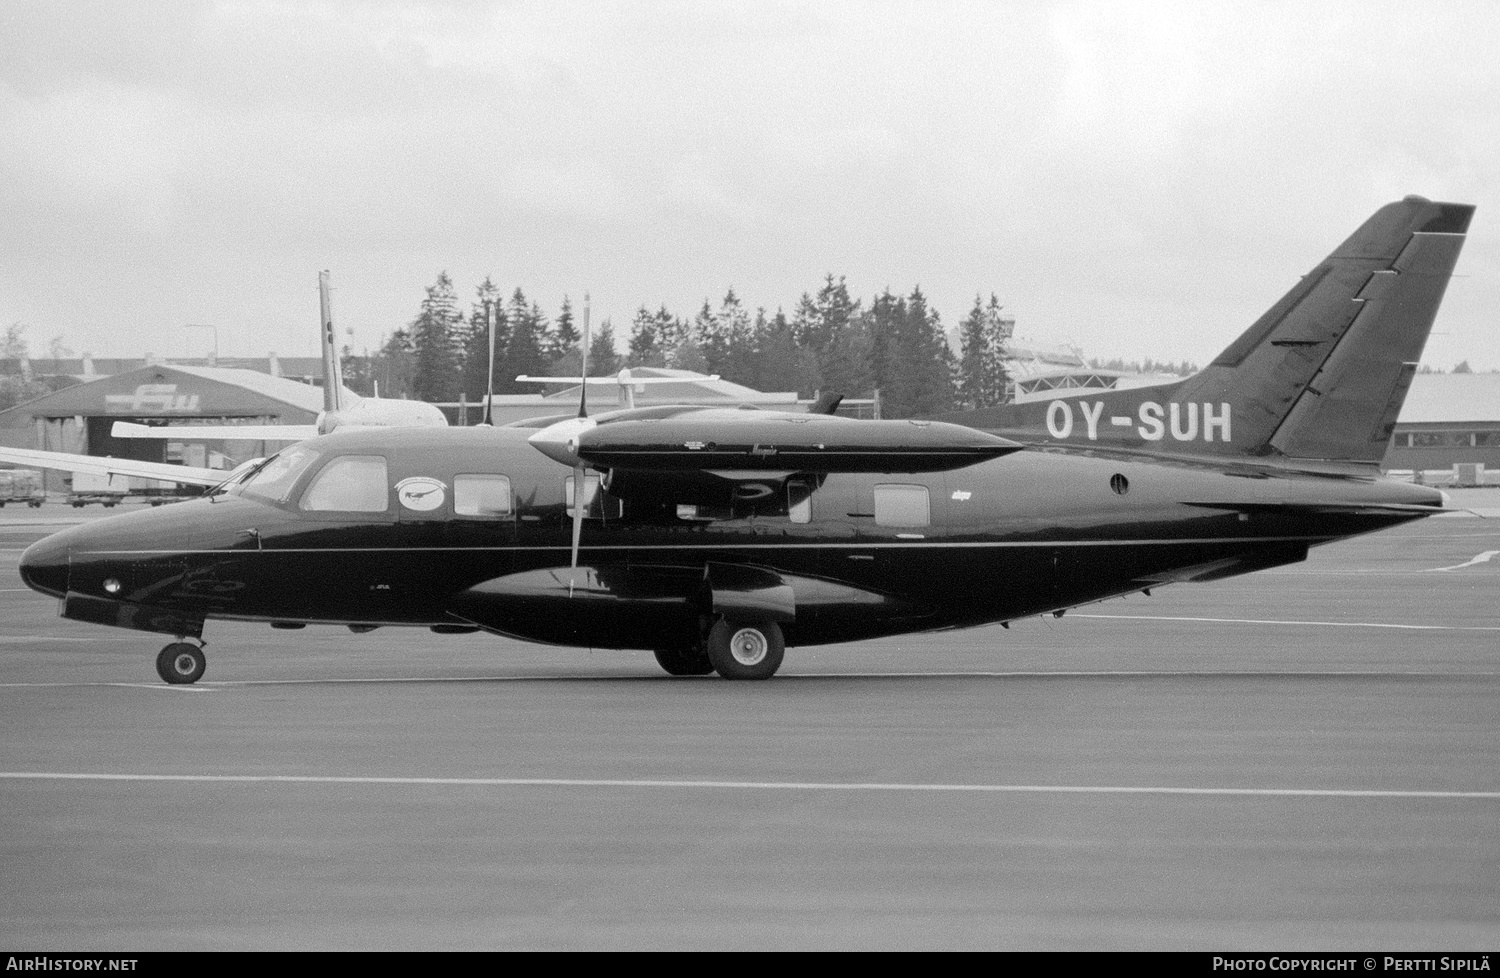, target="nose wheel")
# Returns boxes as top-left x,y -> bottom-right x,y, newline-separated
156,642 -> 206,685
